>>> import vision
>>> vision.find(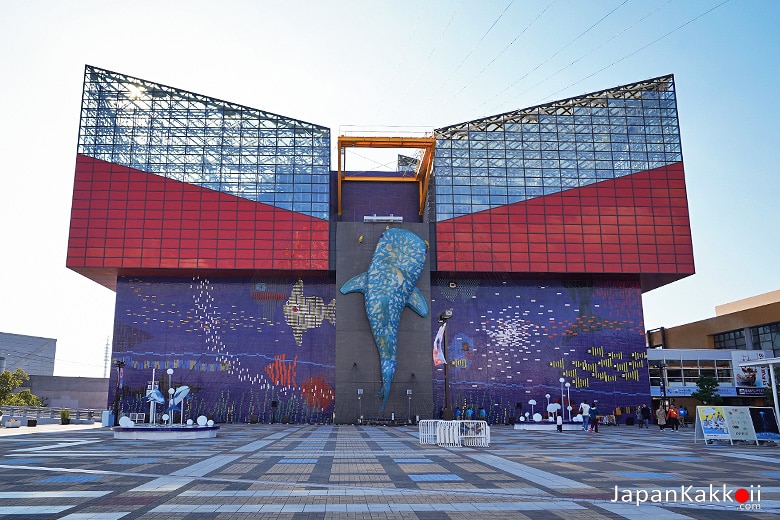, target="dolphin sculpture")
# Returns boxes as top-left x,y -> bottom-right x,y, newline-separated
340,228 -> 428,410
145,388 -> 165,405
